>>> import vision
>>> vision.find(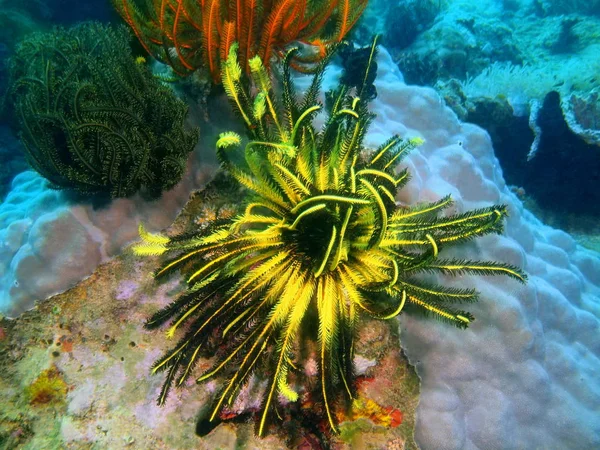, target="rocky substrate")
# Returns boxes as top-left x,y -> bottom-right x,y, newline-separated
0,180 -> 420,450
